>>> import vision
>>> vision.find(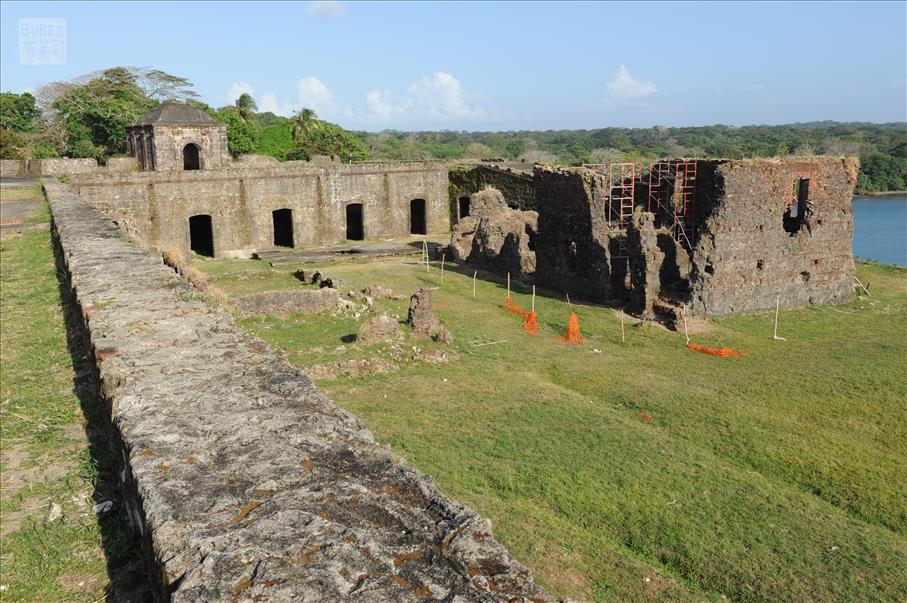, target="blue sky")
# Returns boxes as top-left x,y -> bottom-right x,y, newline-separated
1,1 -> 905,131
